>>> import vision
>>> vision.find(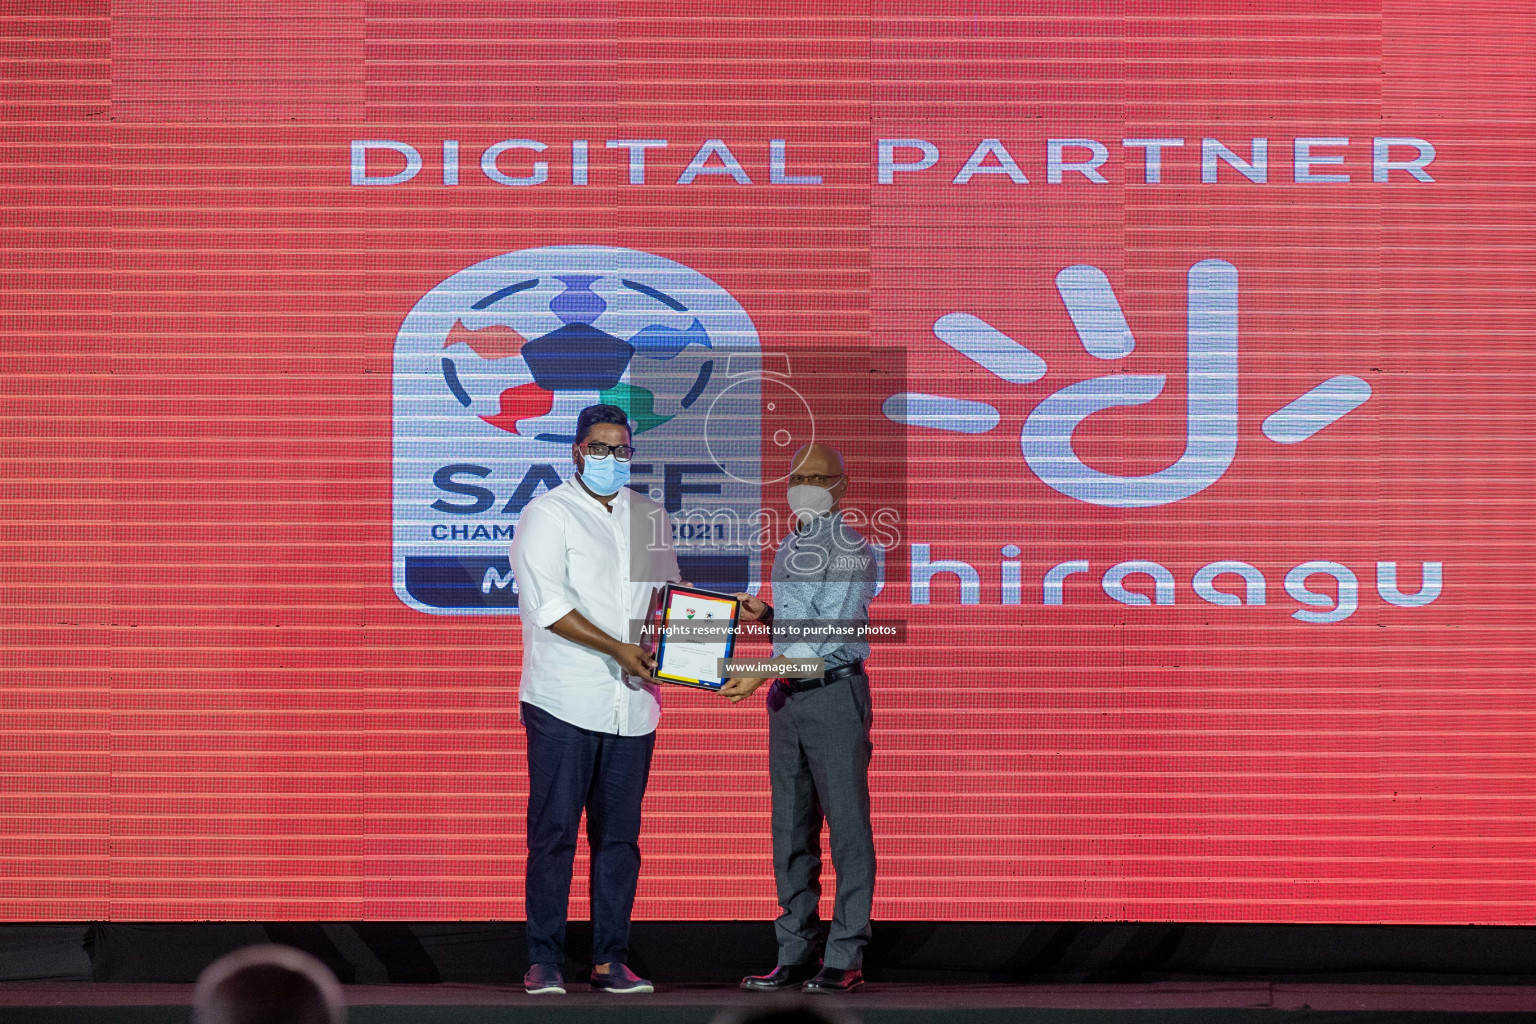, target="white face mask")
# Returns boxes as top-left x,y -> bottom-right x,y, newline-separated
787,483 -> 835,522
